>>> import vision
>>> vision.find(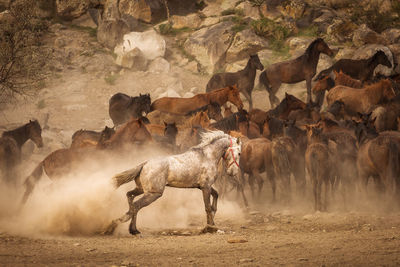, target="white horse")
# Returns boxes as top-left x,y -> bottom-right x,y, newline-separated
104,130 -> 241,235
